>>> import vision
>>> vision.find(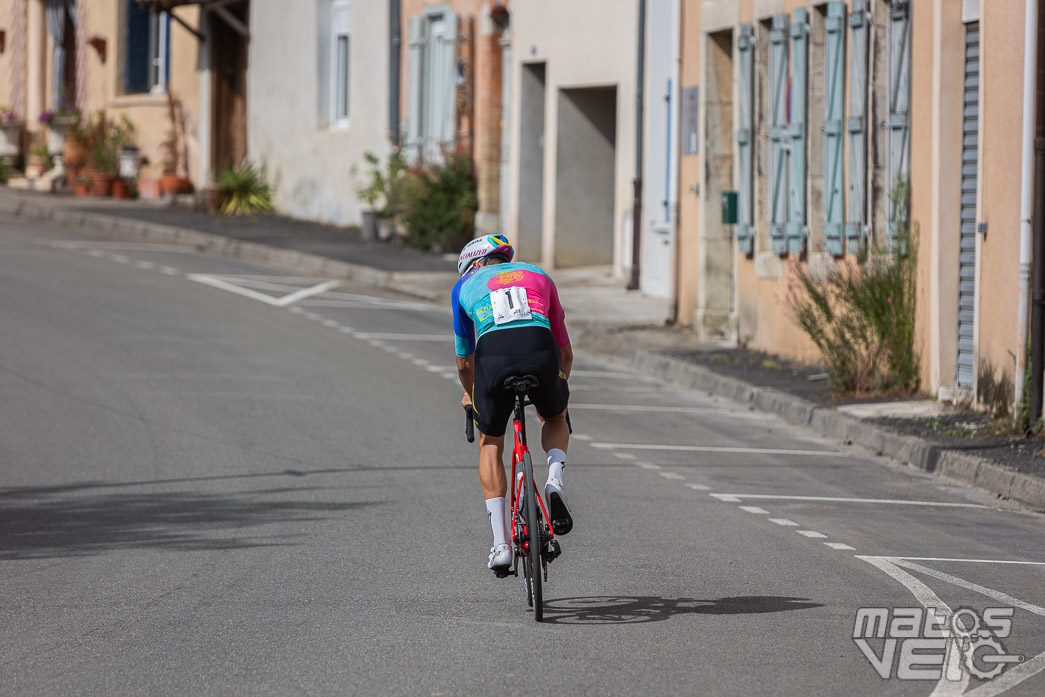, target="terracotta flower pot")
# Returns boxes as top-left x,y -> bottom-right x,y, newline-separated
138,178 -> 162,200
72,181 -> 92,197
63,139 -> 88,169
161,174 -> 192,195
91,172 -> 116,197
112,180 -> 132,199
